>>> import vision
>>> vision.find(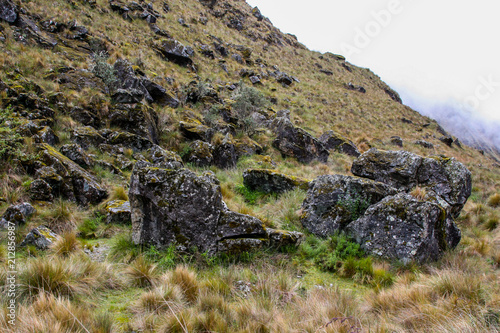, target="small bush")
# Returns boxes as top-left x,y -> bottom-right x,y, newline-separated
78,214 -> 104,239
125,256 -> 160,288
108,186 -> 129,201
231,84 -> 268,135
90,51 -> 117,90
